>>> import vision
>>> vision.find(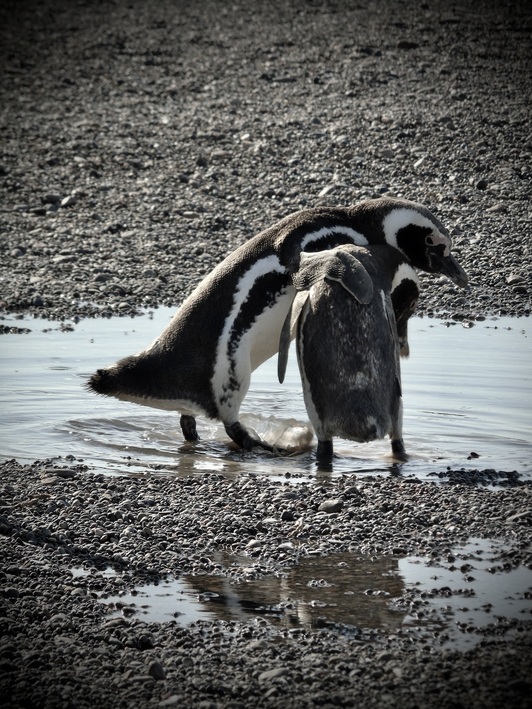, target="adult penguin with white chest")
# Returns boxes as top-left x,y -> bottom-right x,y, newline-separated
87,197 -> 468,451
